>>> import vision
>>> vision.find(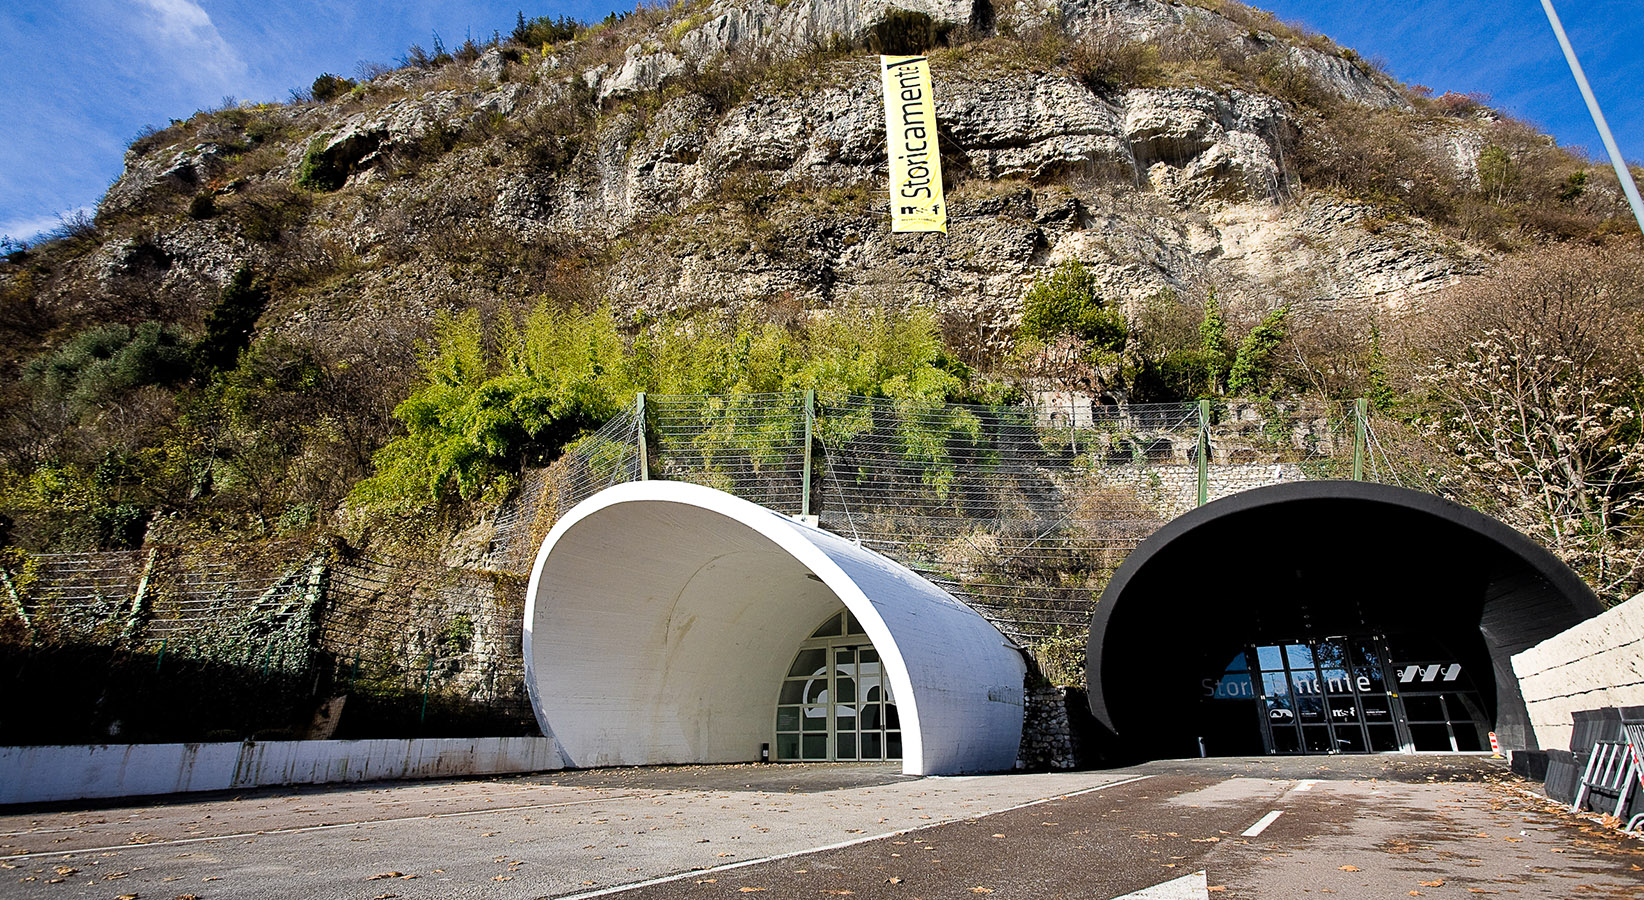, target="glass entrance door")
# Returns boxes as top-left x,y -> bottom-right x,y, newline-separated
774,611 -> 901,762
1253,637 -> 1403,755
